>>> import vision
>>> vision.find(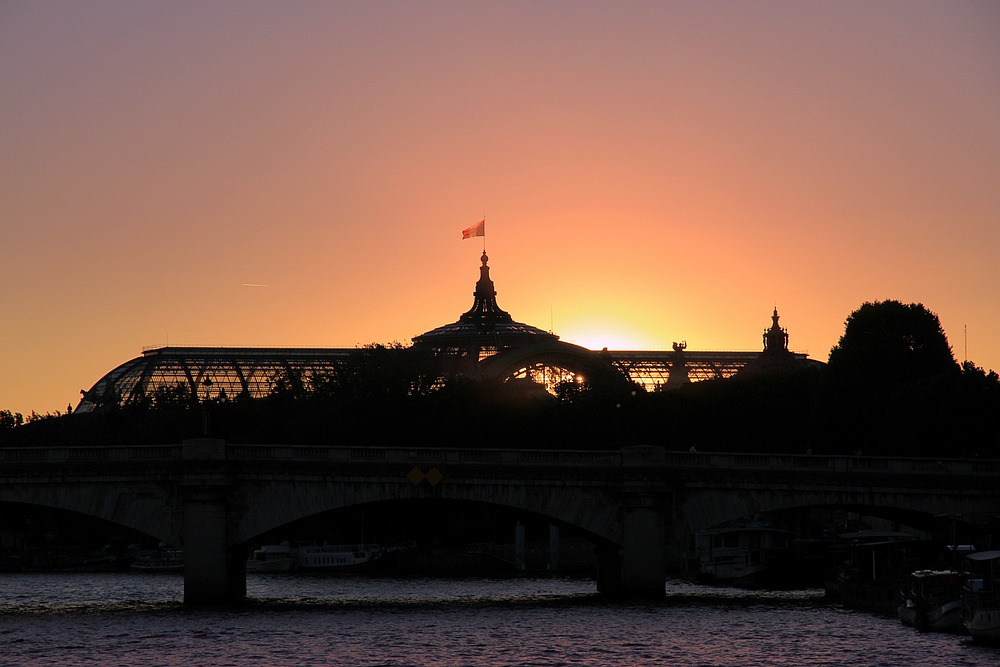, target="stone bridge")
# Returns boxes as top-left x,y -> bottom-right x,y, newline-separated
1,441 -> 997,603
